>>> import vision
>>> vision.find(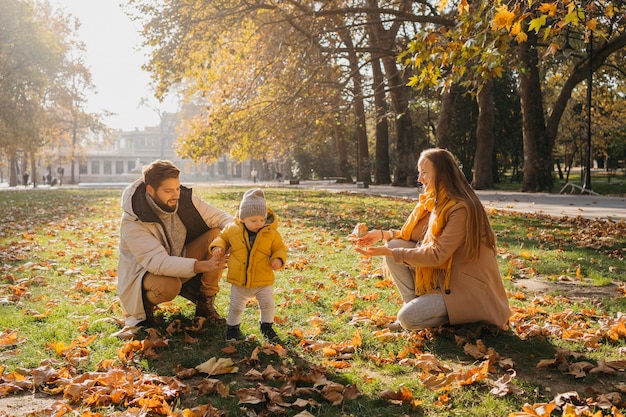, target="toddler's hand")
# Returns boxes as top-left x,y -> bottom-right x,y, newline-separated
212,248 -> 224,258
270,258 -> 283,270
